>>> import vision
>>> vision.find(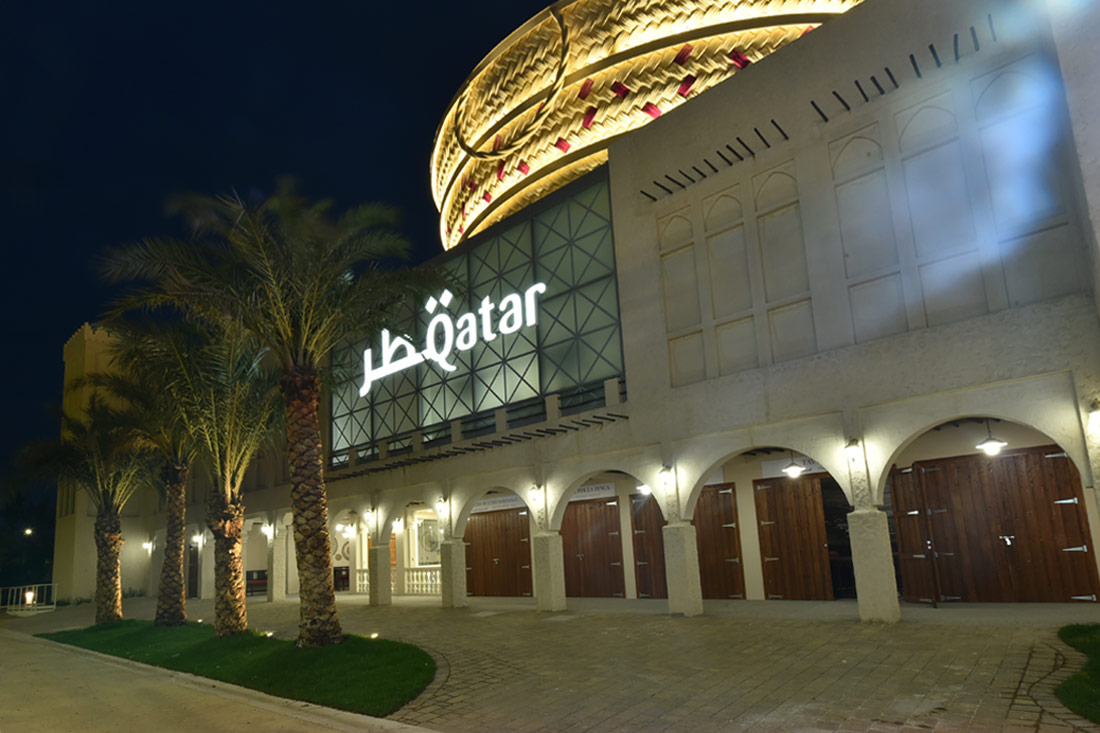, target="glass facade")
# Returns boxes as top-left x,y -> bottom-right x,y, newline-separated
330,173 -> 623,465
